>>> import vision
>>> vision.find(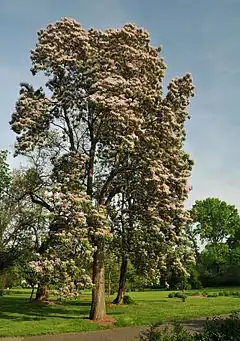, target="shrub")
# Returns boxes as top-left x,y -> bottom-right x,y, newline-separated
139,322 -> 192,341
207,292 -> 219,298
174,292 -> 182,298
218,291 -> 224,296
190,291 -> 201,297
168,292 -> 174,298
181,294 -> 187,302
184,283 -> 192,291
123,295 -> 135,305
223,291 -> 230,296
173,292 -> 187,301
